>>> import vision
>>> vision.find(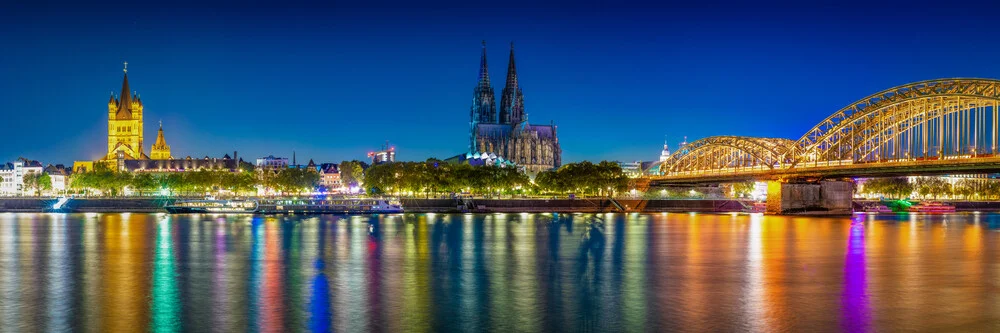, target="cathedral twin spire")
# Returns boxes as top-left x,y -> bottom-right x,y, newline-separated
471,41 -> 496,124
471,41 -> 524,126
499,42 -> 525,125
